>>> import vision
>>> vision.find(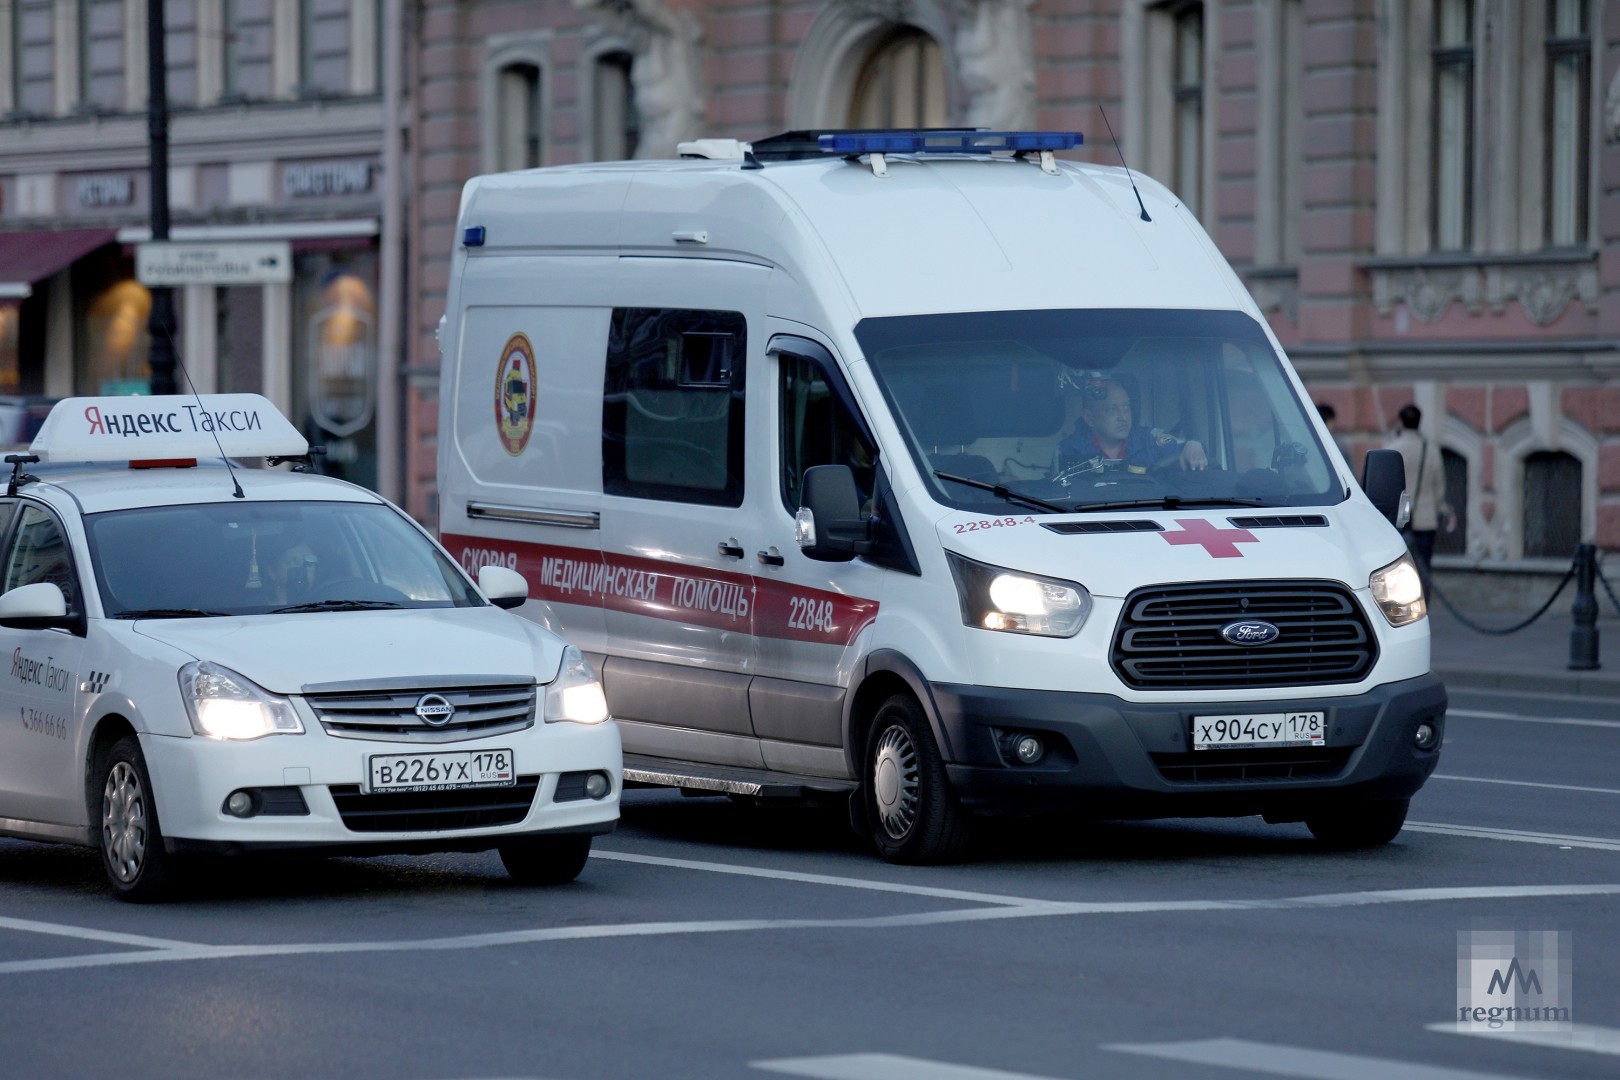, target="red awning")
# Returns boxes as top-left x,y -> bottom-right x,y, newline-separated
0,228 -> 118,299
